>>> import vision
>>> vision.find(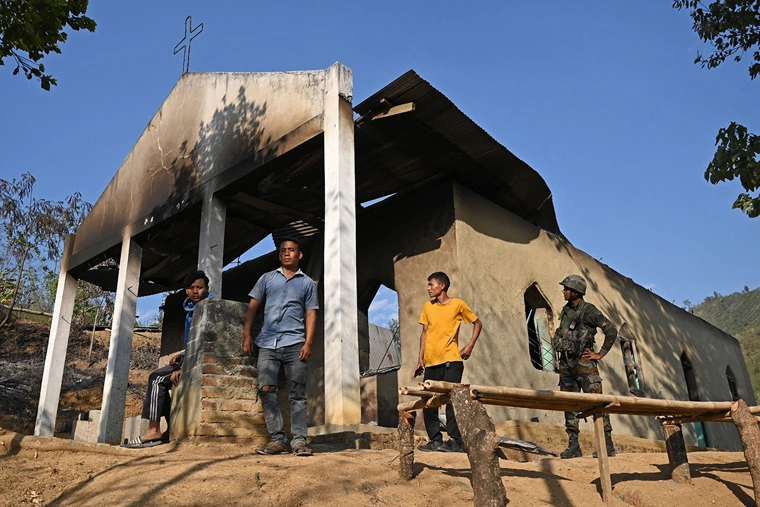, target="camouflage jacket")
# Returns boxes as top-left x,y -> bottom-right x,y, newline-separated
553,300 -> 618,358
